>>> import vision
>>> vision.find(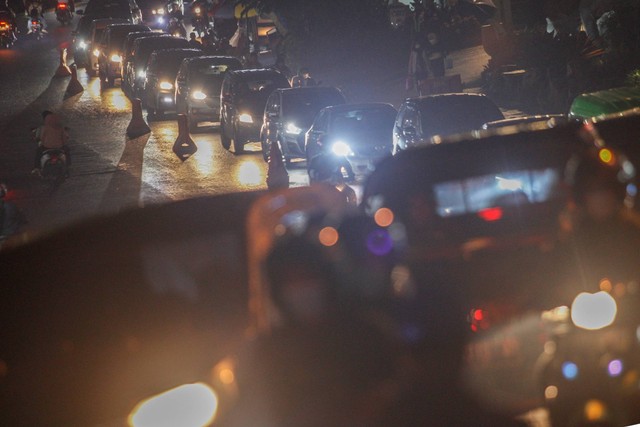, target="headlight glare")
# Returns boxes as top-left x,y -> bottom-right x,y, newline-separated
331,140 -> 352,157
159,81 -> 173,90
138,70 -> 146,78
128,383 -> 218,427
110,54 -> 122,62
93,49 -> 100,57
571,291 -> 617,330
78,40 -> 87,49
285,122 -> 302,135
238,113 -> 253,124
192,90 -> 206,100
